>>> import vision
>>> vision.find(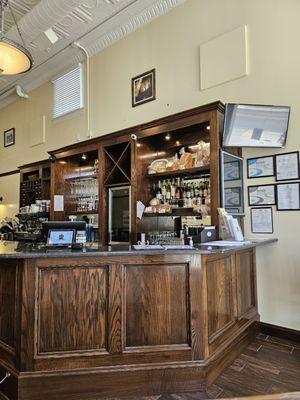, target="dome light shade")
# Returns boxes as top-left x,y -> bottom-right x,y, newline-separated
0,36 -> 33,75
0,0 -> 33,75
